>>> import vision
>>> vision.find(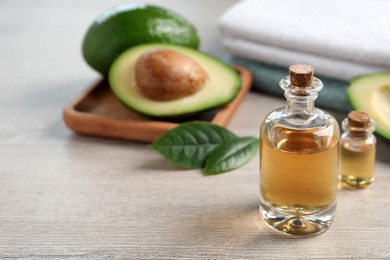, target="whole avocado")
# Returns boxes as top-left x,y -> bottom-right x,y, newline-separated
82,3 -> 200,75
